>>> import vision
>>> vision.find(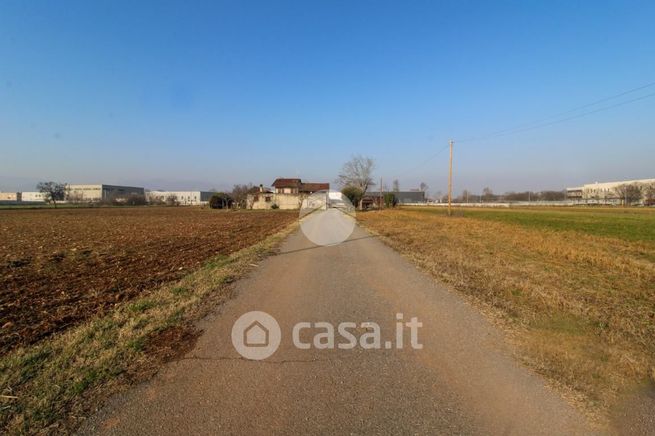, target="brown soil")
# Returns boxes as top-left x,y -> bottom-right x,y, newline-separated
0,207 -> 296,353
